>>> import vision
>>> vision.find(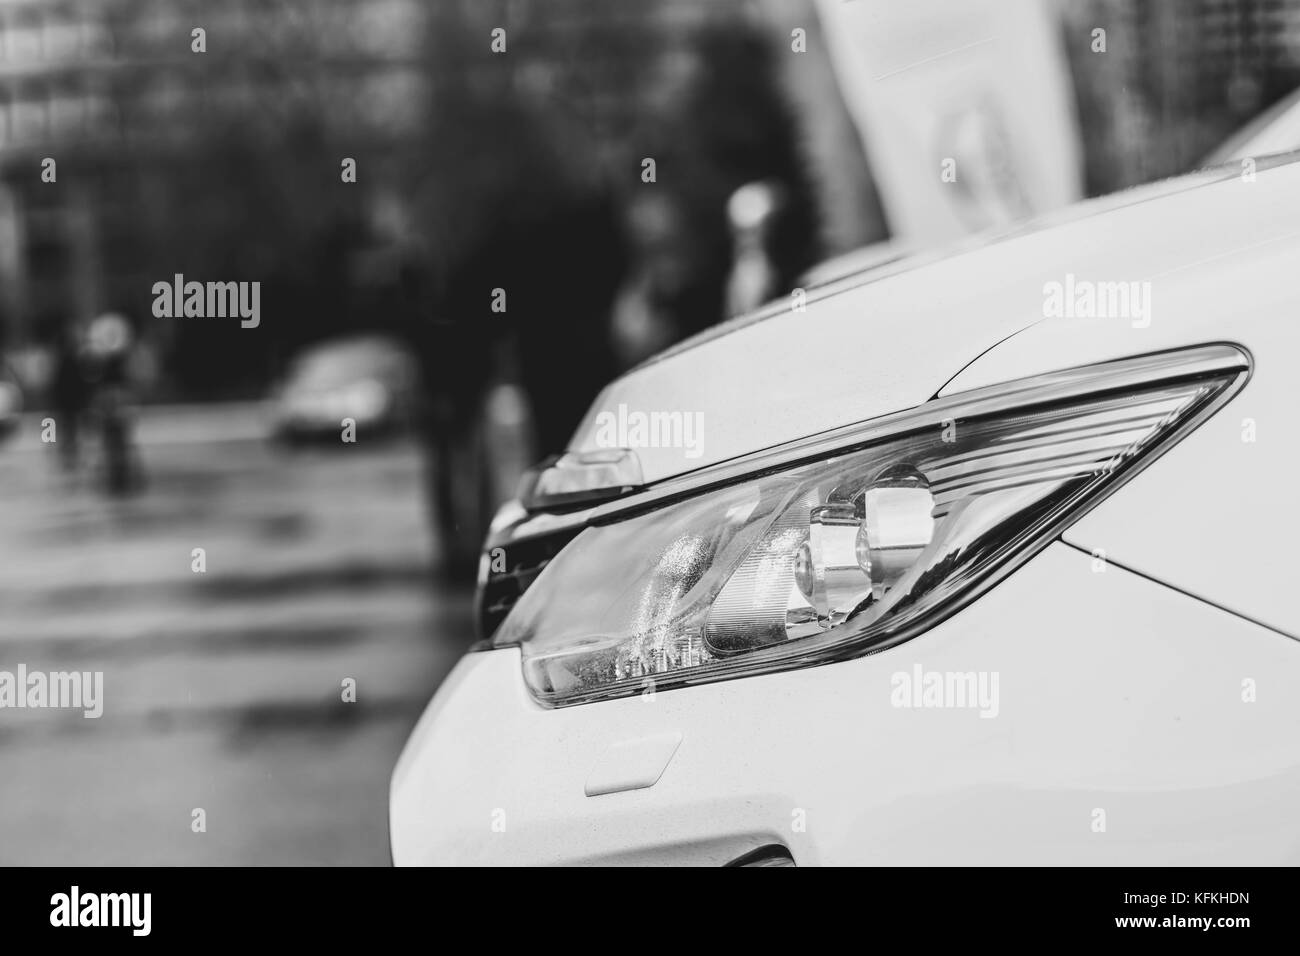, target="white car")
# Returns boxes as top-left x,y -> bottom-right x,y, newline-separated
390,158 -> 1300,866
